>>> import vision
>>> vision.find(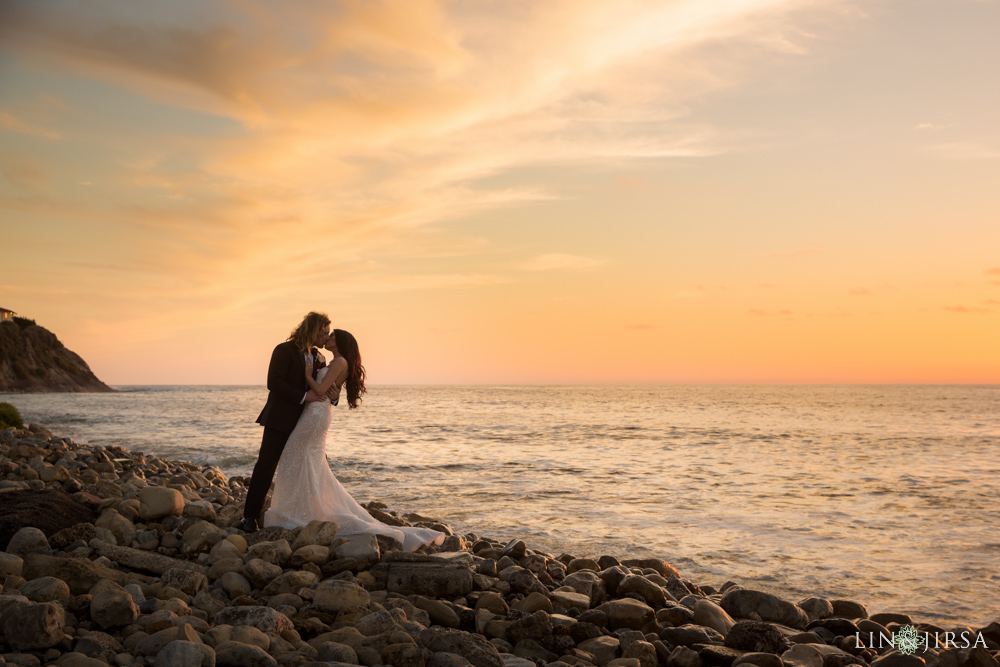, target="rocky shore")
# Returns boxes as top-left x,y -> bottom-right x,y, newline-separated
1,424 -> 998,667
